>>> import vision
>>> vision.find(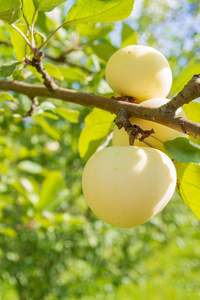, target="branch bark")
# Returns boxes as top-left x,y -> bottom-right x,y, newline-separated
160,75 -> 200,113
0,78 -> 200,140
